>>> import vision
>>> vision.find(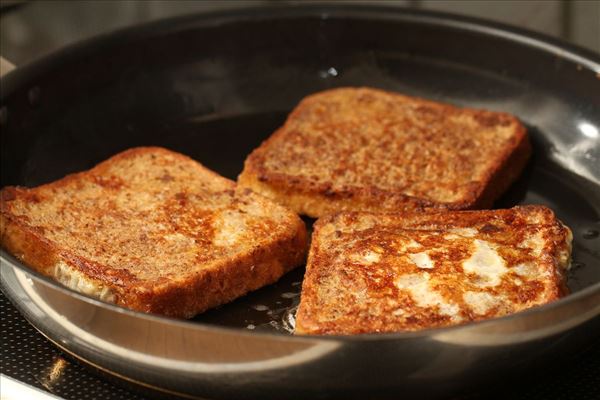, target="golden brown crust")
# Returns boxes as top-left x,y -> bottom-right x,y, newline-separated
0,147 -> 308,318
295,205 -> 572,335
238,87 -> 531,217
